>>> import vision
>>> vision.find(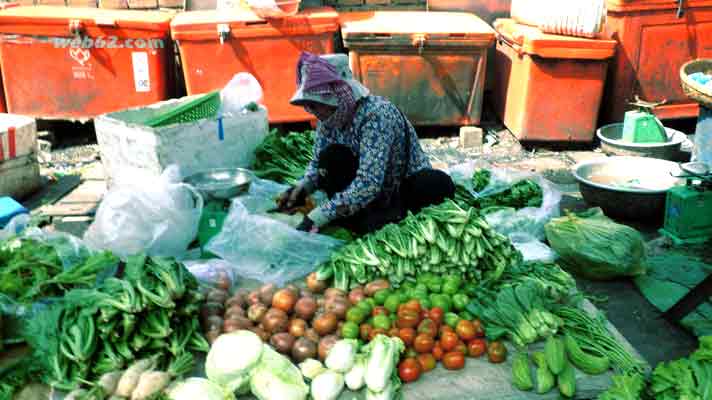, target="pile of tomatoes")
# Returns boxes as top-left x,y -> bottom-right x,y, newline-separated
345,297 -> 508,384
